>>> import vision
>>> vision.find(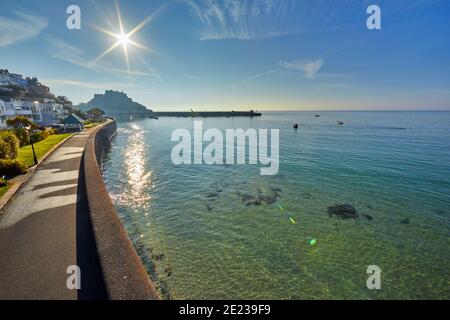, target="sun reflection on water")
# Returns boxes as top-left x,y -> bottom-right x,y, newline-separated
123,125 -> 152,209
